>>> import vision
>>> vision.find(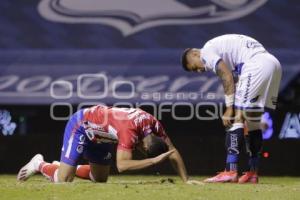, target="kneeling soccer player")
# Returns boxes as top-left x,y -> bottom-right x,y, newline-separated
17,105 -> 201,185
